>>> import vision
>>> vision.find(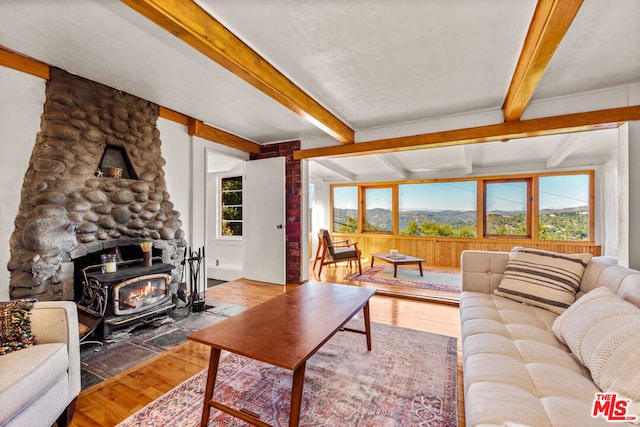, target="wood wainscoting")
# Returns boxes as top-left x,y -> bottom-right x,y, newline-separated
333,233 -> 601,268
